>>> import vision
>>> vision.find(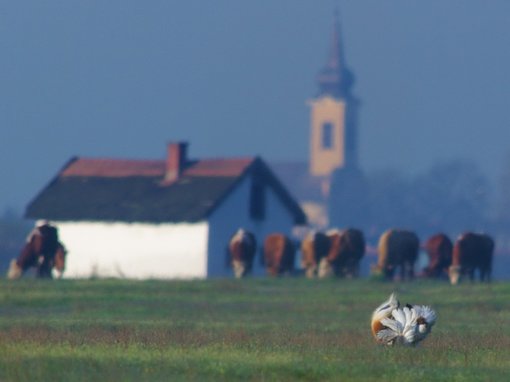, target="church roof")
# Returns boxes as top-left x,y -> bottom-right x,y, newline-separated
26,155 -> 306,225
